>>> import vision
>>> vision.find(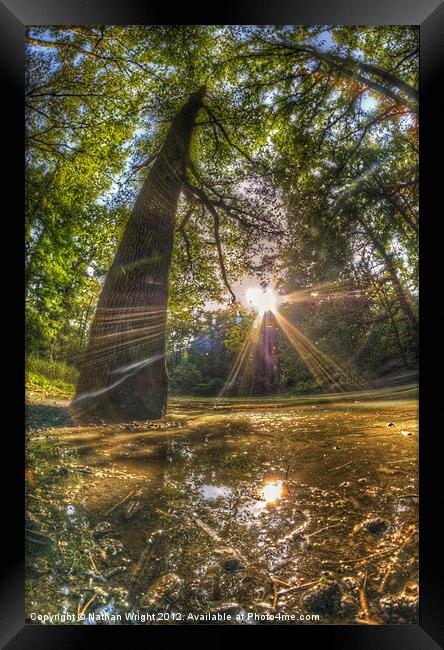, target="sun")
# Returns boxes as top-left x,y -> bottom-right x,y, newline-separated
245,287 -> 277,315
